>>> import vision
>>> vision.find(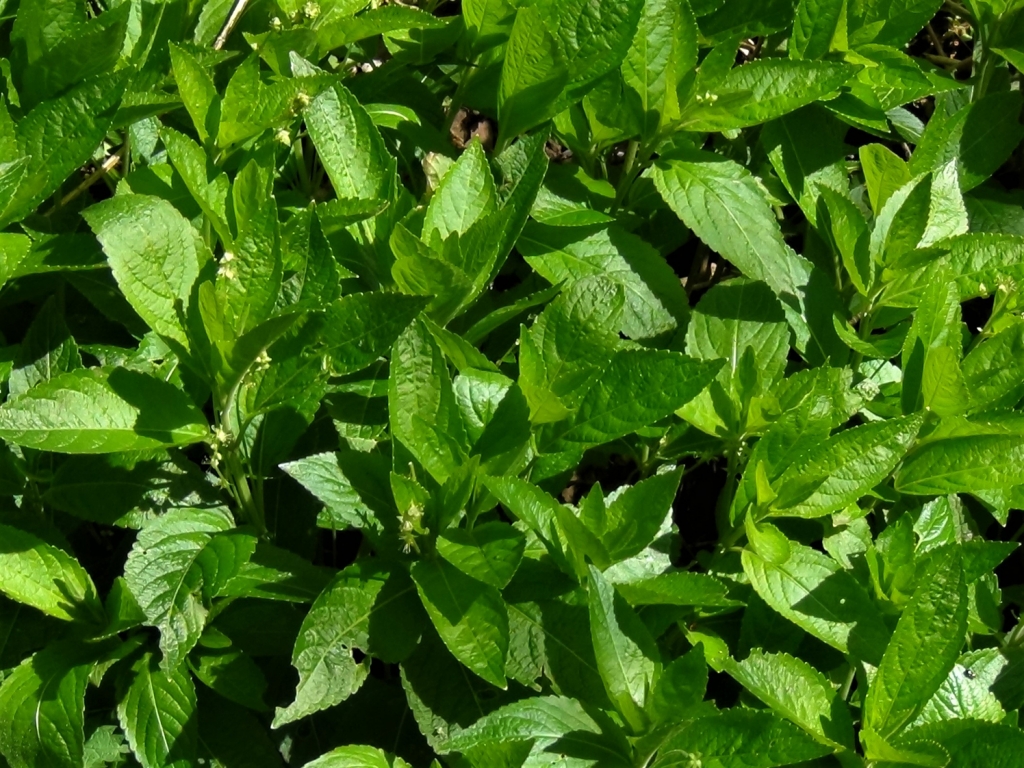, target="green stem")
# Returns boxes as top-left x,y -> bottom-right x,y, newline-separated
611,139 -> 641,213
849,302 -> 878,377
225,449 -> 265,536
293,137 -> 313,198
715,445 -> 742,541
840,663 -> 857,701
971,18 -> 1000,103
